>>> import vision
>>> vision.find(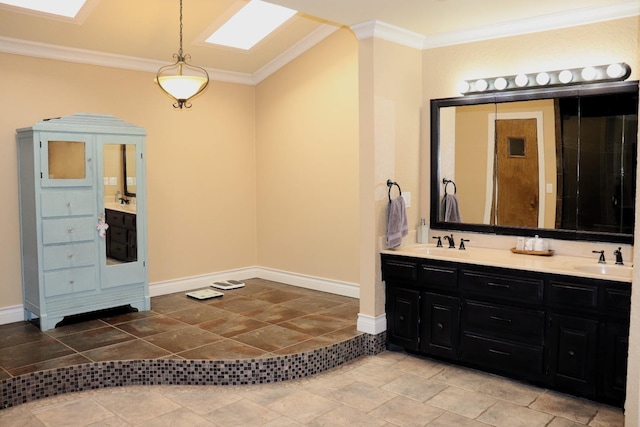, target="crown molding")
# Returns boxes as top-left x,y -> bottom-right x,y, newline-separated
253,23 -> 340,84
350,1 -> 639,50
0,36 -> 254,85
350,20 -> 425,50
0,23 -> 340,86
423,0 -> 640,49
